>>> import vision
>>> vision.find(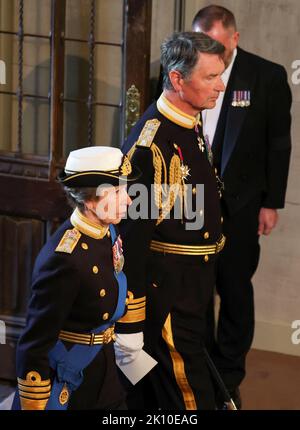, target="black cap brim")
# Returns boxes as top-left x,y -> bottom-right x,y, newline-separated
57,164 -> 141,187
